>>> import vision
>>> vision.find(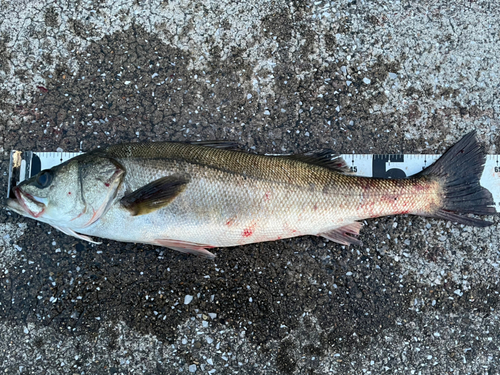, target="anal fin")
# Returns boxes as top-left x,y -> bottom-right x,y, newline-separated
319,222 -> 362,246
153,239 -> 216,259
